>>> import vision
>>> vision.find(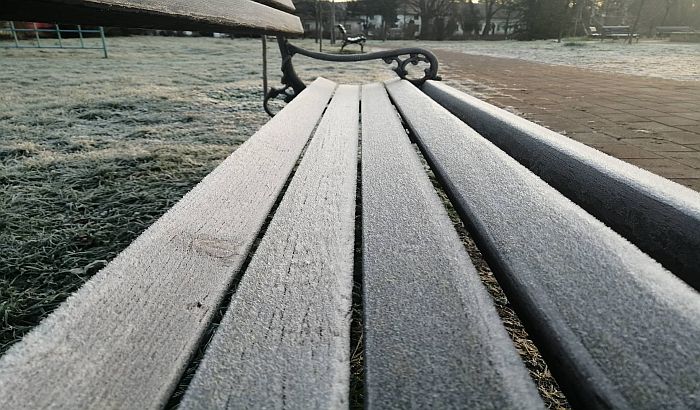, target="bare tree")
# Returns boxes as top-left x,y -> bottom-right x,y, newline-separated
480,0 -> 518,36
408,0 -> 453,39
661,0 -> 679,25
375,0 -> 401,41
457,0 -> 482,38
347,0 -> 399,40
628,0 -> 647,43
